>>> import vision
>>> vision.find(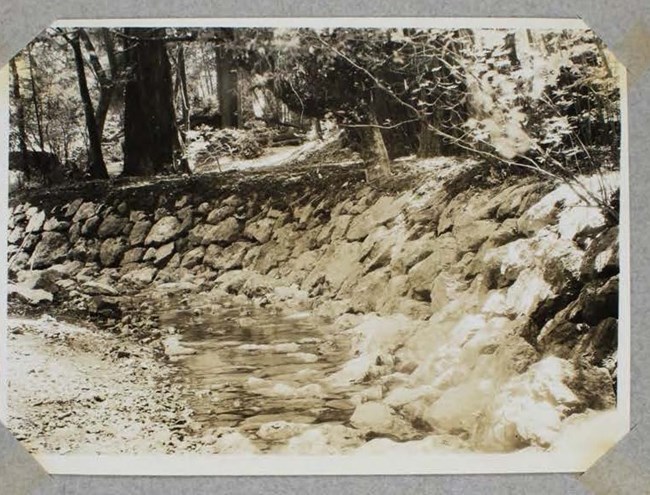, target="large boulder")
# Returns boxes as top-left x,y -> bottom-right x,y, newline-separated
331,214 -> 353,240
484,218 -> 520,249
514,176 -> 616,238
99,238 -> 128,267
43,217 -> 70,232
72,201 -> 97,223
62,198 -> 84,218
567,276 -> 618,326
144,216 -> 180,246
573,317 -> 618,369
187,223 -> 209,246
70,239 -> 100,262
406,234 -> 460,300
205,242 -> 247,272
154,242 -> 175,267
346,269 -> 390,313
472,237 -> 537,288
25,210 -> 46,234
493,181 -> 547,220
437,189 -> 495,234
430,271 -> 470,311
346,196 -> 405,241
202,217 -> 241,245
8,284 -> 53,305
129,220 -> 153,245
243,218 -> 274,244
473,356 -> 582,450
580,226 -> 618,281
181,246 -> 205,269
453,219 -> 498,253
177,206 -> 194,234
98,215 -> 129,239
302,242 -> 364,294
30,232 -> 70,268
7,226 -> 24,245
121,267 -> 157,286
142,247 -> 157,262
349,401 -> 415,439
81,280 -> 119,296
121,247 -> 145,265
504,268 -> 554,317
203,244 -> 224,270
81,216 -> 102,237
257,421 -> 306,441
207,205 -> 235,224
392,233 -> 437,274
253,239 -> 292,274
